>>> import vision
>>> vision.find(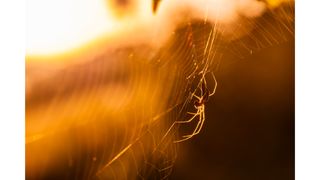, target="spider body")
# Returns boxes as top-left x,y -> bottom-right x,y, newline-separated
194,81 -> 210,108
